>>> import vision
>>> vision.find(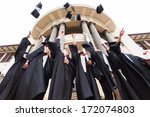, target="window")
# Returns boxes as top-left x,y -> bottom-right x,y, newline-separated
0,52 -> 14,63
0,53 -> 5,60
136,41 -> 148,50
